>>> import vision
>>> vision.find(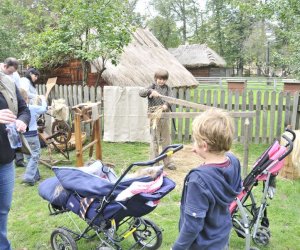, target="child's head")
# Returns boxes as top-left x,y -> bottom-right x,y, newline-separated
19,88 -> 29,104
154,69 -> 169,86
192,108 -> 234,154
